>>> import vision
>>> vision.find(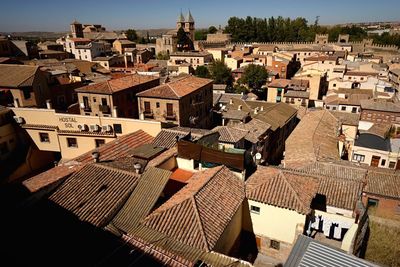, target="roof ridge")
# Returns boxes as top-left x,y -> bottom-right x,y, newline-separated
94,163 -> 139,177
278,171 -> 309,212
190,196 -> 210,251
106,79 -> 113,93
17,66 -> 39,87
167,83 -> 180,98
